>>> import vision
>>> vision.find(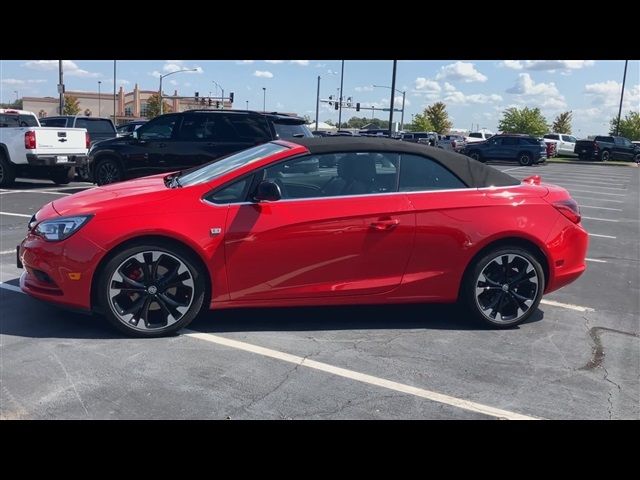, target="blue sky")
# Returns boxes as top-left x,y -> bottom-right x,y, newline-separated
1,59 -> 638,136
